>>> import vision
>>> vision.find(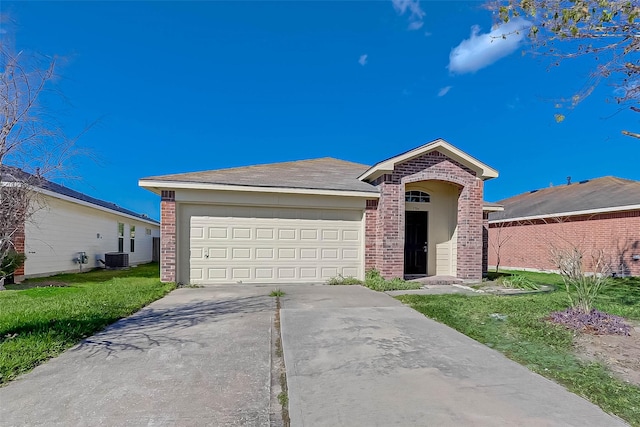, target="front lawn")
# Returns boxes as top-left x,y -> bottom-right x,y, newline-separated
398,271 -> 640,426
0,263 -> 174,385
